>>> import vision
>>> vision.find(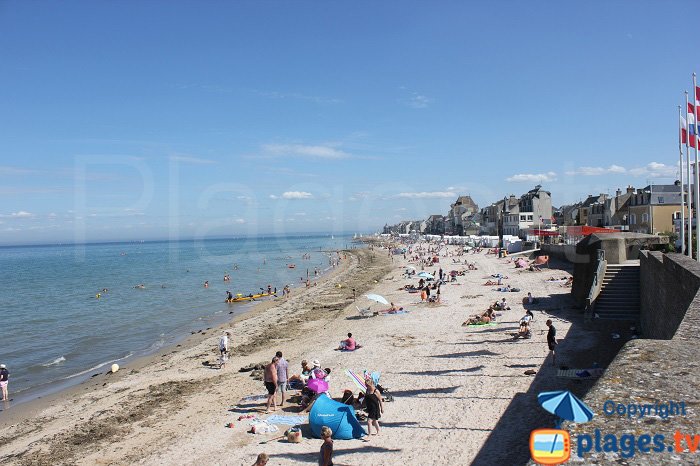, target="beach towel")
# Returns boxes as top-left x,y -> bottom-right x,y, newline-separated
464,322 -> 498,327
249,420 -> 279,434
265,414 -> 308,426
557,368 -> 604,379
